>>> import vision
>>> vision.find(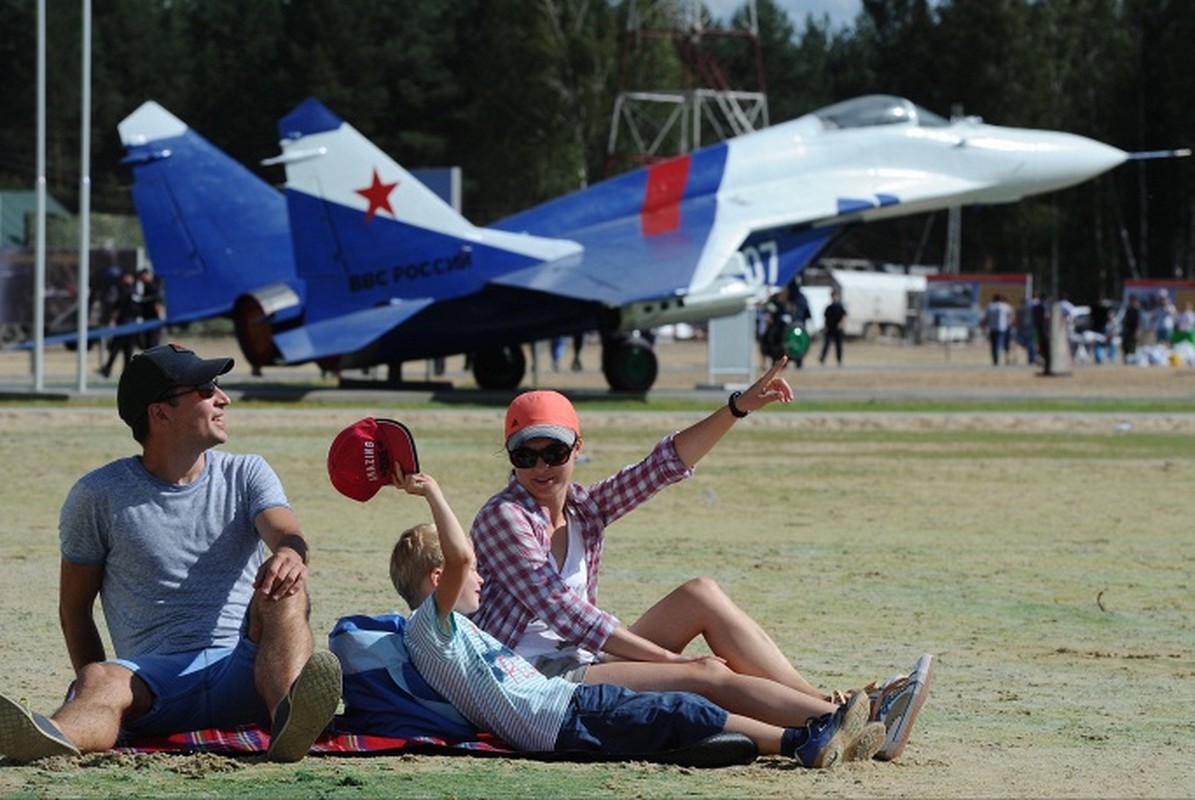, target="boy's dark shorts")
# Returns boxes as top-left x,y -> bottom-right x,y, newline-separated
554,683 -> 728,754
